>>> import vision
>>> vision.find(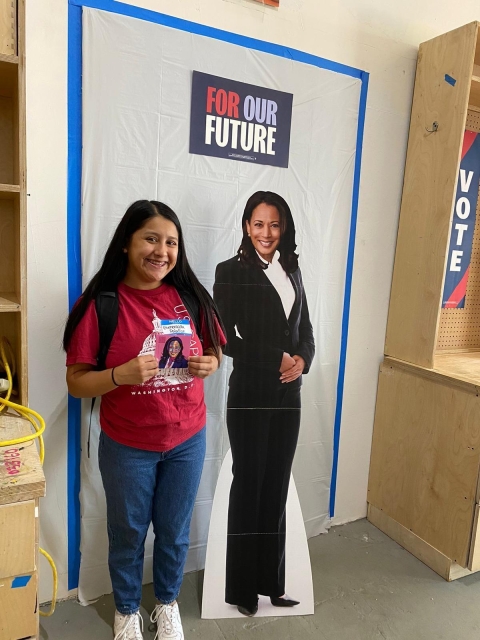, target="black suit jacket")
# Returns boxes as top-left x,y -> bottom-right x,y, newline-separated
214,256 -> 315,403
